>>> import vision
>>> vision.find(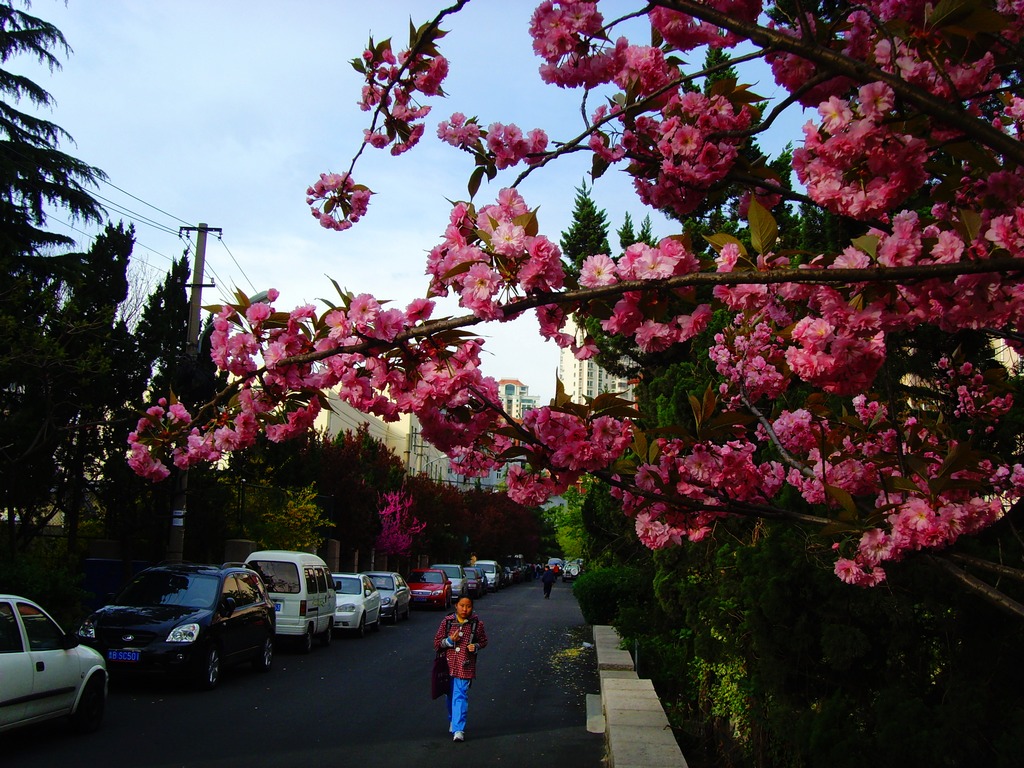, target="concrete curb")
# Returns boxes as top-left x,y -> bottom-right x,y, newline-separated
593,625 -> 688,768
